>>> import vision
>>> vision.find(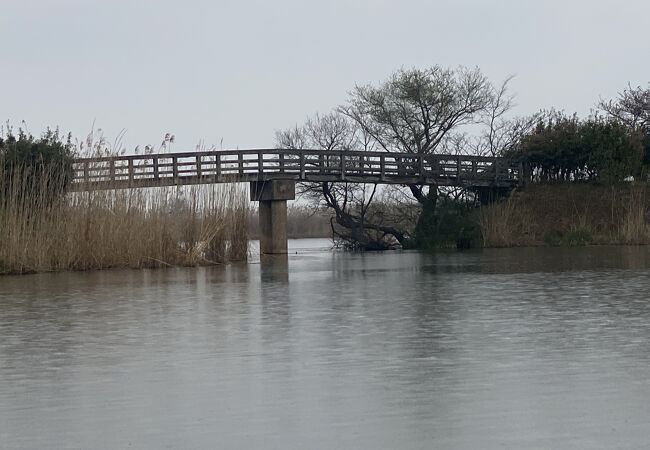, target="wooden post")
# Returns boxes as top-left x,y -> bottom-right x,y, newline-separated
319,153 -> 325,174
172,156 -> 179,183
153,155 -> 159,180
83,161 -> 89,184
196,155 -> 202,178
215,154 -> 221,181
258,151 -> 264,175
380,154 -> 386,181
300,153 -> 305,179
340,152 -> 346,181
128,158 -> 134,186
279,152 -> 285,173
456,156 -> 462,181
519,160 -> 528,187
430,155 -> 440,177
494,158 -> 500,183
238,153 -> 244,176
109,159 -> 115,183
419,154 -> 425,182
